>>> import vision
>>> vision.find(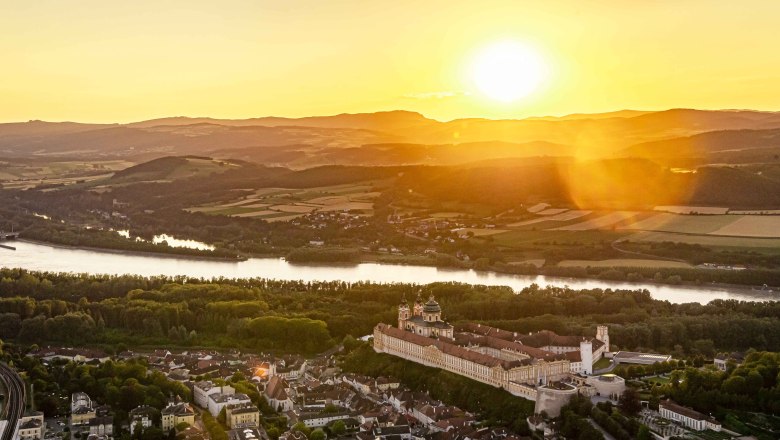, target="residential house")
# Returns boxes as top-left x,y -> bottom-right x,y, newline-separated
226,403 -> 261,429
162,401 -> 196,432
